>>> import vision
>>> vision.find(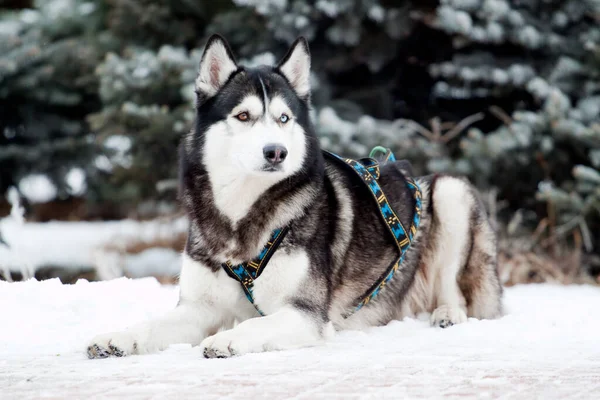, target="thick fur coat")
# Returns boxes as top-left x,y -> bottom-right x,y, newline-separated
87,35 -> 502,359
